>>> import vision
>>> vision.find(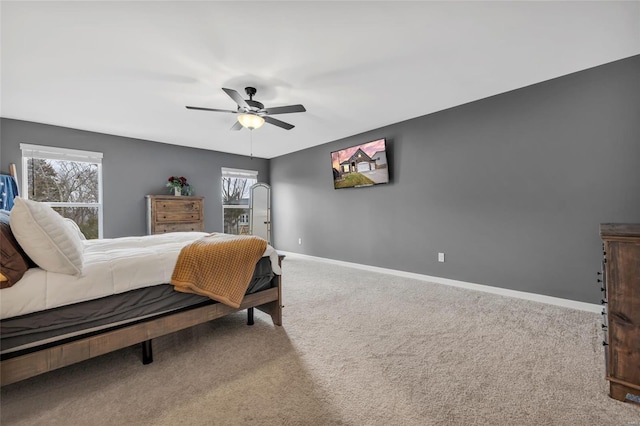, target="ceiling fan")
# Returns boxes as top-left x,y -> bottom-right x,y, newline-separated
186,87 -> 306,130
